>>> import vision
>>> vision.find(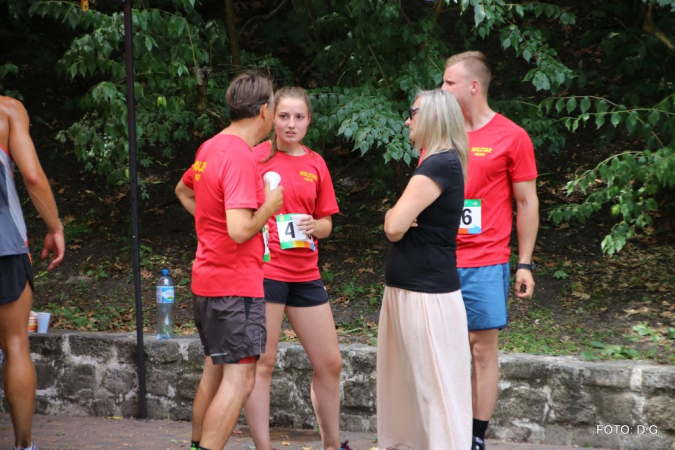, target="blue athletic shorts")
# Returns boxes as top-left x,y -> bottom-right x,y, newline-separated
458,263 -> 510,331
